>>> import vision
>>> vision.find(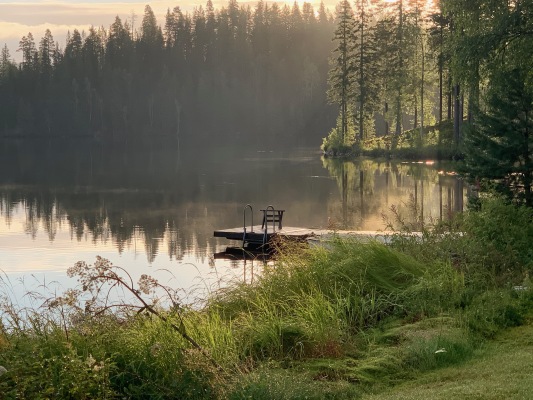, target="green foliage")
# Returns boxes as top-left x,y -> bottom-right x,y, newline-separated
326,0 -> 440,146
363,321 -> 533,399
461,196 -> 533,281
322,112 -> 357,156
228,366 -> 361,400
0,325 -> 116,399
105,315 -> 219,399
327,0 -> 356,146
402,329 -> 474,371
461,66 -> 533,206
209,240 -> 431,364
360,121 -> 458,160
463,288 -> 531,339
